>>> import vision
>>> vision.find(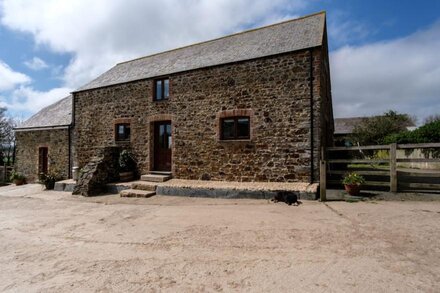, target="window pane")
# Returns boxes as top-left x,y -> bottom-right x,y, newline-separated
159,125 -> 165,147
222,119 -> 235,139
155,80 -> 162,100
124,125 -> 131,139
164,79 -> 169,98
237,118 -> 250,138
116,124 -> 130,140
